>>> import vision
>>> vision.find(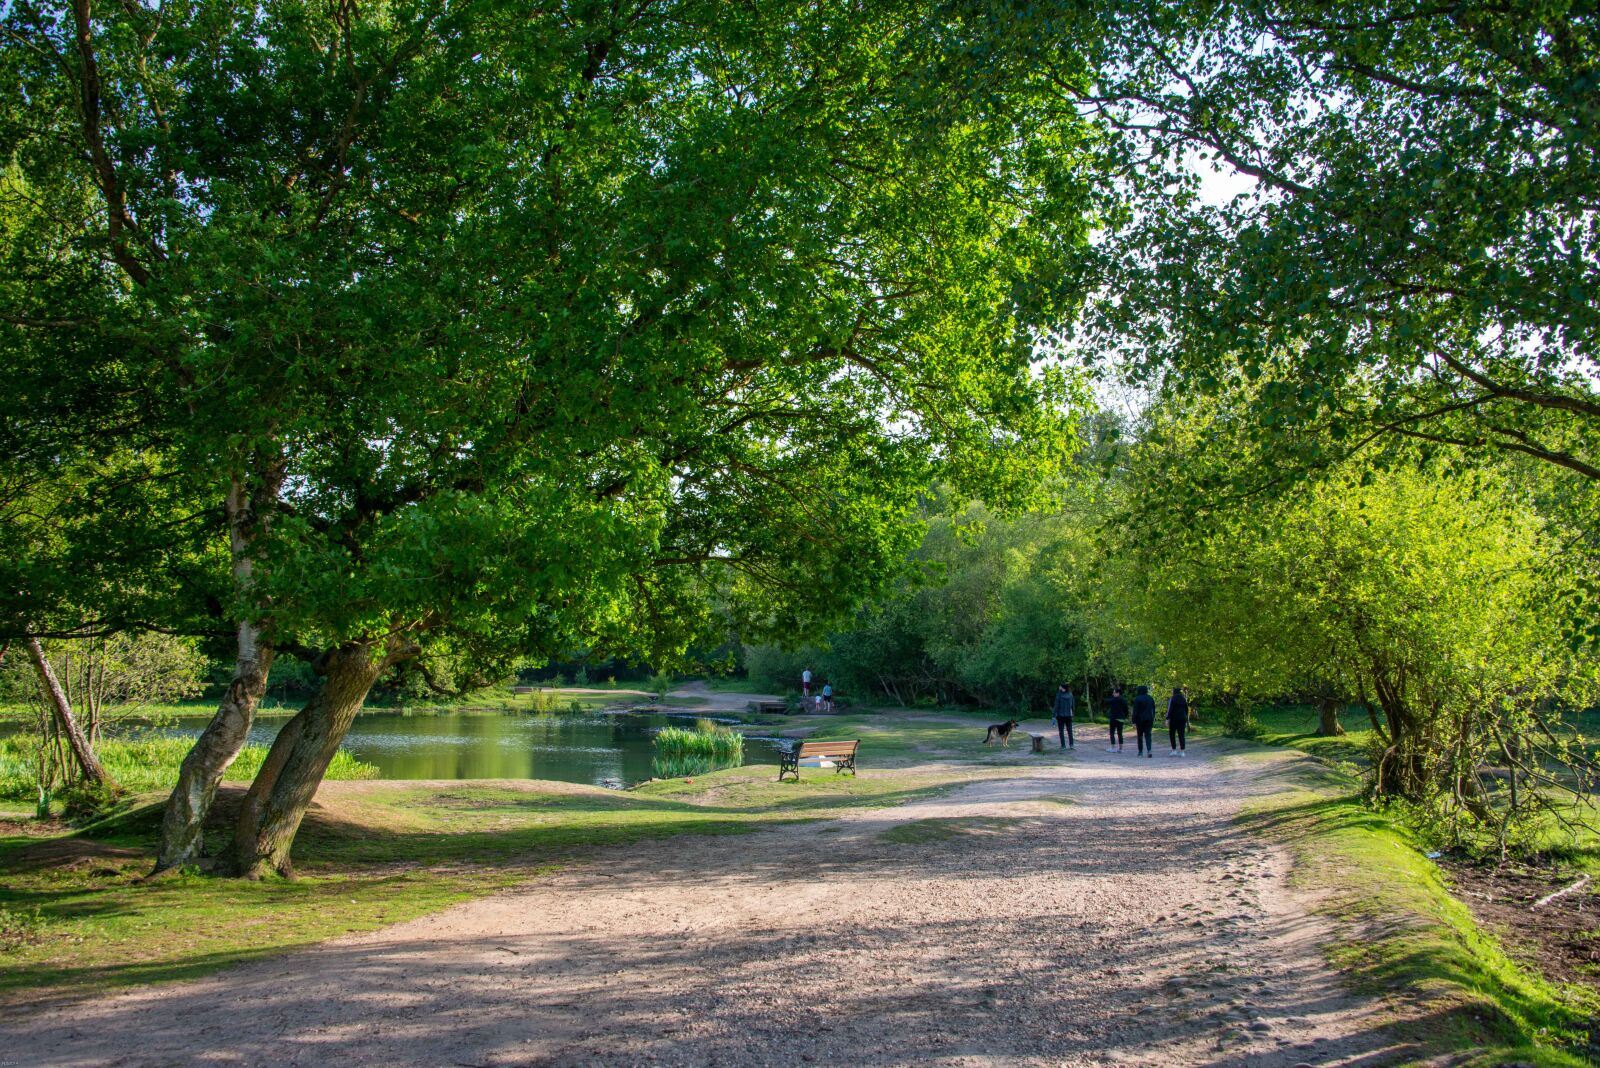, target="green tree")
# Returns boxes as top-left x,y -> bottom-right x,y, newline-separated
2,0 -> 1095,875
1106,403 -> 1600,847
766,491 -> 1108,711
1035,1 -> 1600,484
